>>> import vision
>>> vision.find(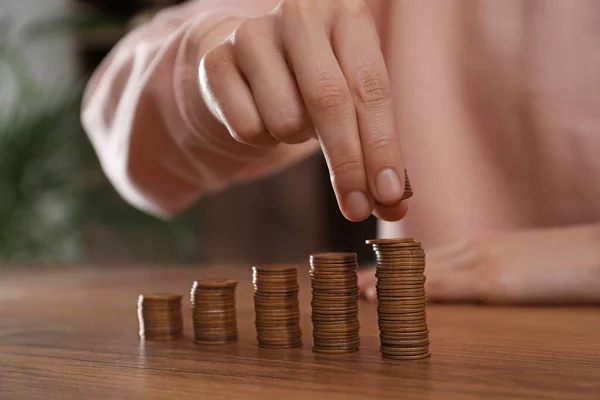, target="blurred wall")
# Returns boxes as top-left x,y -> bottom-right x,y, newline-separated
0,0 -> 76,112
197,154 -> 327,265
